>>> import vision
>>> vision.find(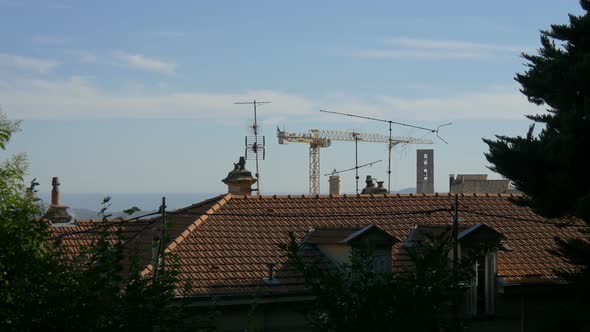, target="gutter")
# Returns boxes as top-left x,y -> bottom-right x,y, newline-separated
173,291 -> 315,307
